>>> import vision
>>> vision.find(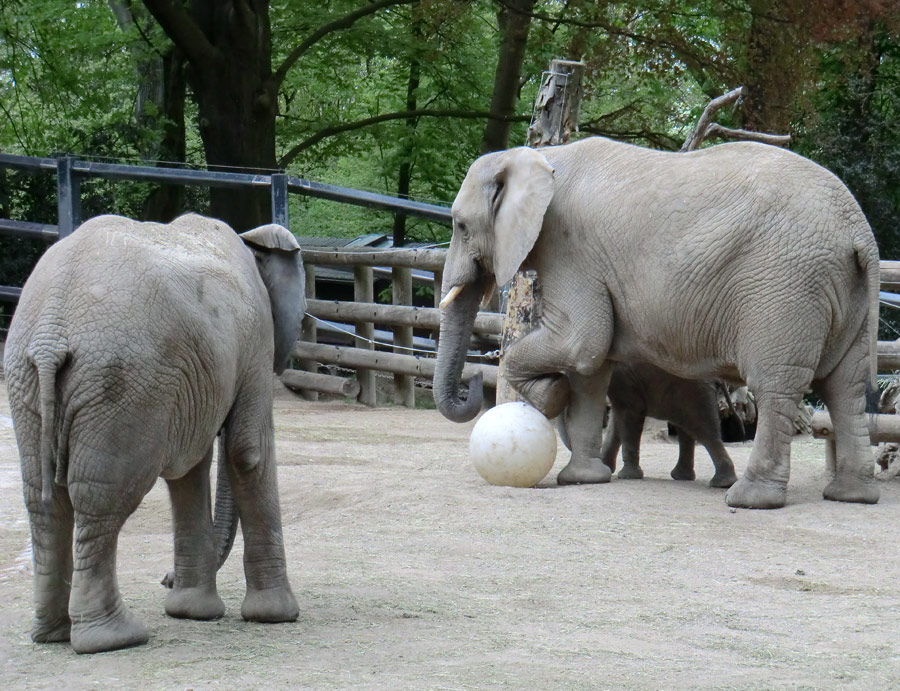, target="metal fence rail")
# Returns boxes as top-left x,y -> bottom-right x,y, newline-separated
0,152 -> 453,306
